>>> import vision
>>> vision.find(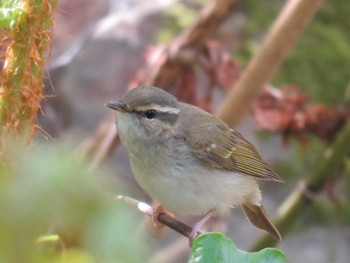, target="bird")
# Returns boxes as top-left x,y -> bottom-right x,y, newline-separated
107,85 -> 283,242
